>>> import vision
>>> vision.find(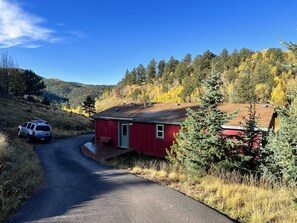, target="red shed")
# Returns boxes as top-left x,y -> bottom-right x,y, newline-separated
94,103 -> 276,158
